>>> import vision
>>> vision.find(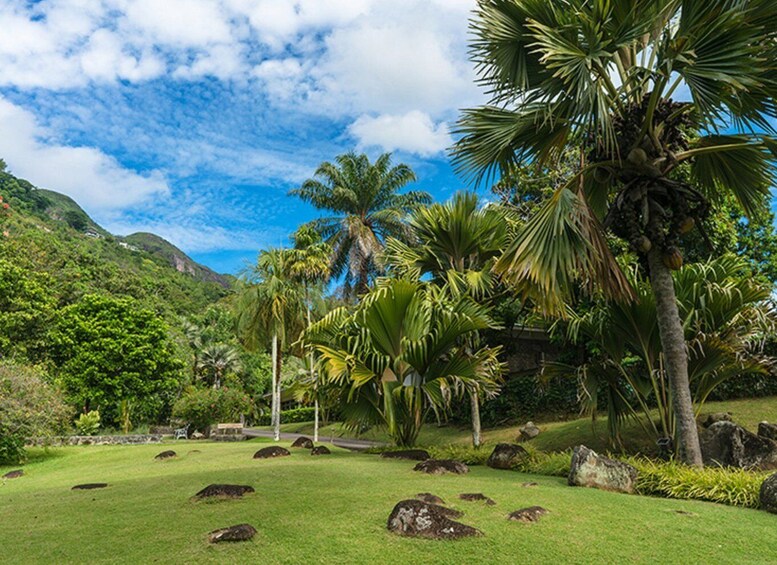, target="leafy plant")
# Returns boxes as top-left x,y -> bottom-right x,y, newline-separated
256,406 -> 316,426
304,279 -> 504,447
172,387 -> 251,434
75,410 -> 101,436
0,362 -> 71,463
